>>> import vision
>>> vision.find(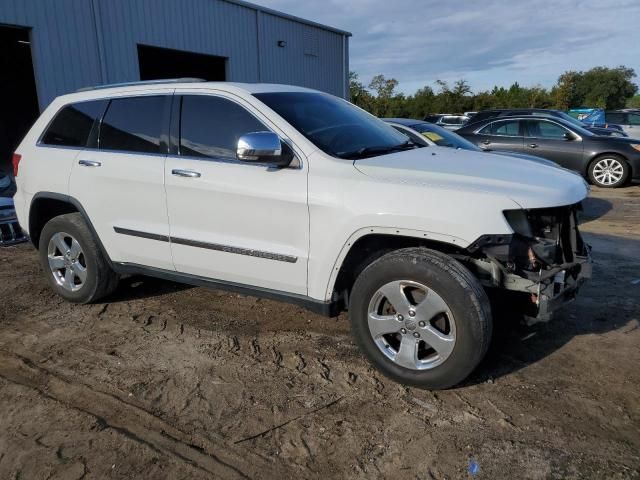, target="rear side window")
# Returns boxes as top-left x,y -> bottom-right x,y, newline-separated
479,120 -> 520,136
99,96 -> 166,153
179,95 -> 268,159
41,100 -> 106,147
